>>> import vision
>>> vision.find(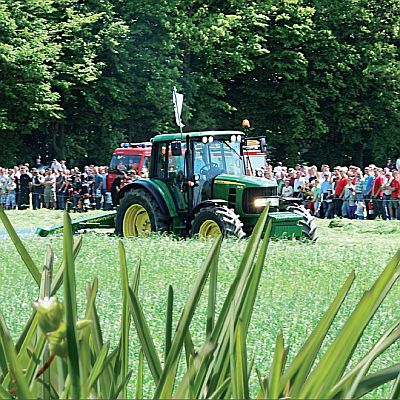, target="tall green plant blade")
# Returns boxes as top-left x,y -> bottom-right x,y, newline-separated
51,236 -> 83,296
300,249 -> 400,398
390,372 -> 400,399
352,363 -> 400,398
0,384 -> 11,399
174,342 -> 214,400
25,335 -> 46,388
344,327 -> 400,399
269,331 -> 284,399
41,246 -> 53,400
165,285 -> 173,362
205,215 -> 271,397
0,341 -> 7,378
127,287 -> 162,384
114,370 -> 133,399
154,234 -> 223,399
195,207 -> 269,397
86,341 -> 110,389
0,315 -> 33,399
118,240 -> 130,400
184,330 -> 195,368
0,205 -> 41,285
231,318 -> 248,399
132,261 -> 141,296
136,348 -> 144,400
329,319 -> 400,398
256,368 -> 268,399
62,212 -> 80,400
2,315 -> 40,389
210,205 -> 269,342
208,378 -> 231,400
239,220 -> 272,335
282,271 -> 355,397
206,247 -> 218,338
85,279 -> 103,352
